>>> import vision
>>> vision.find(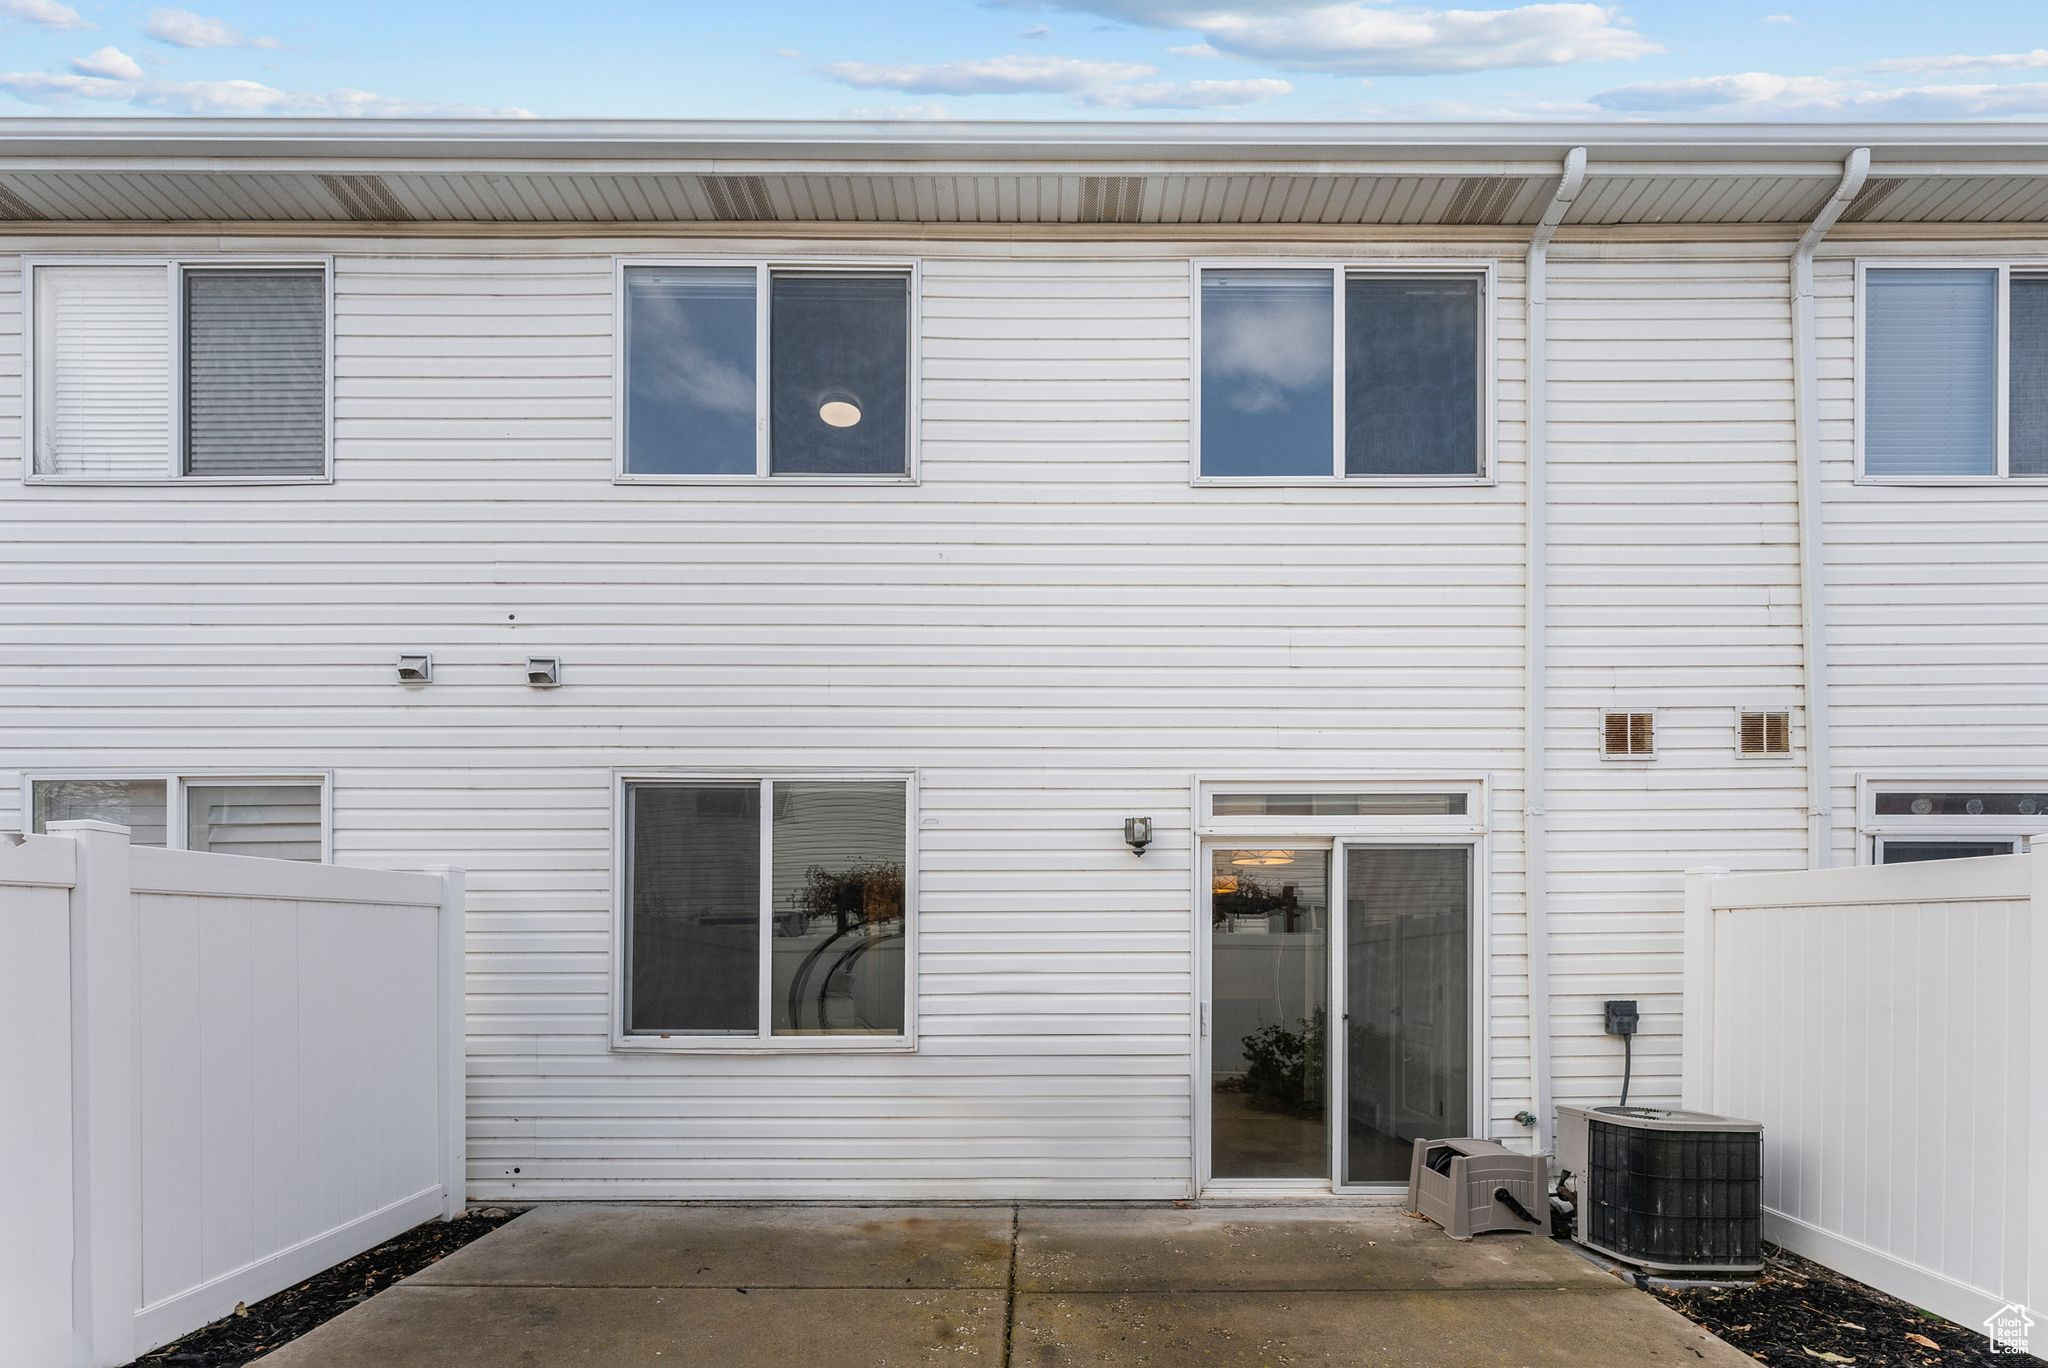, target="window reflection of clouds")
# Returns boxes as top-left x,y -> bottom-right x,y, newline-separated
625,267 -> 756,475
1201,269 -> 1333,477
